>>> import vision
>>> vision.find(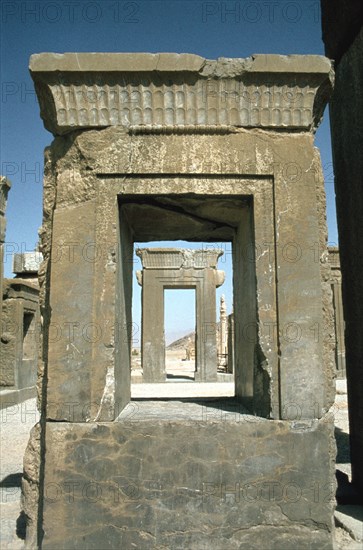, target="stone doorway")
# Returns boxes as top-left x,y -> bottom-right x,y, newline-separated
118,191 -> 270,408
135,246 -> 226,384
28,52 -> 336,549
